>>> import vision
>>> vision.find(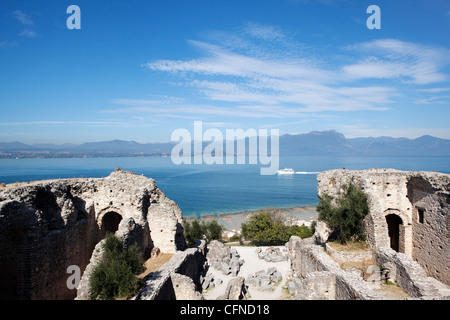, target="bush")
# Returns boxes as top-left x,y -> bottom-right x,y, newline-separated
203,220 -> 223,243
289,224 -> 313,239
241,212 -> 313,246
89,233 -> 145,300
183,219 -> 204,245
229,234 -> 241,242
317,181 -> 369,244
183,218 -> 224,245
